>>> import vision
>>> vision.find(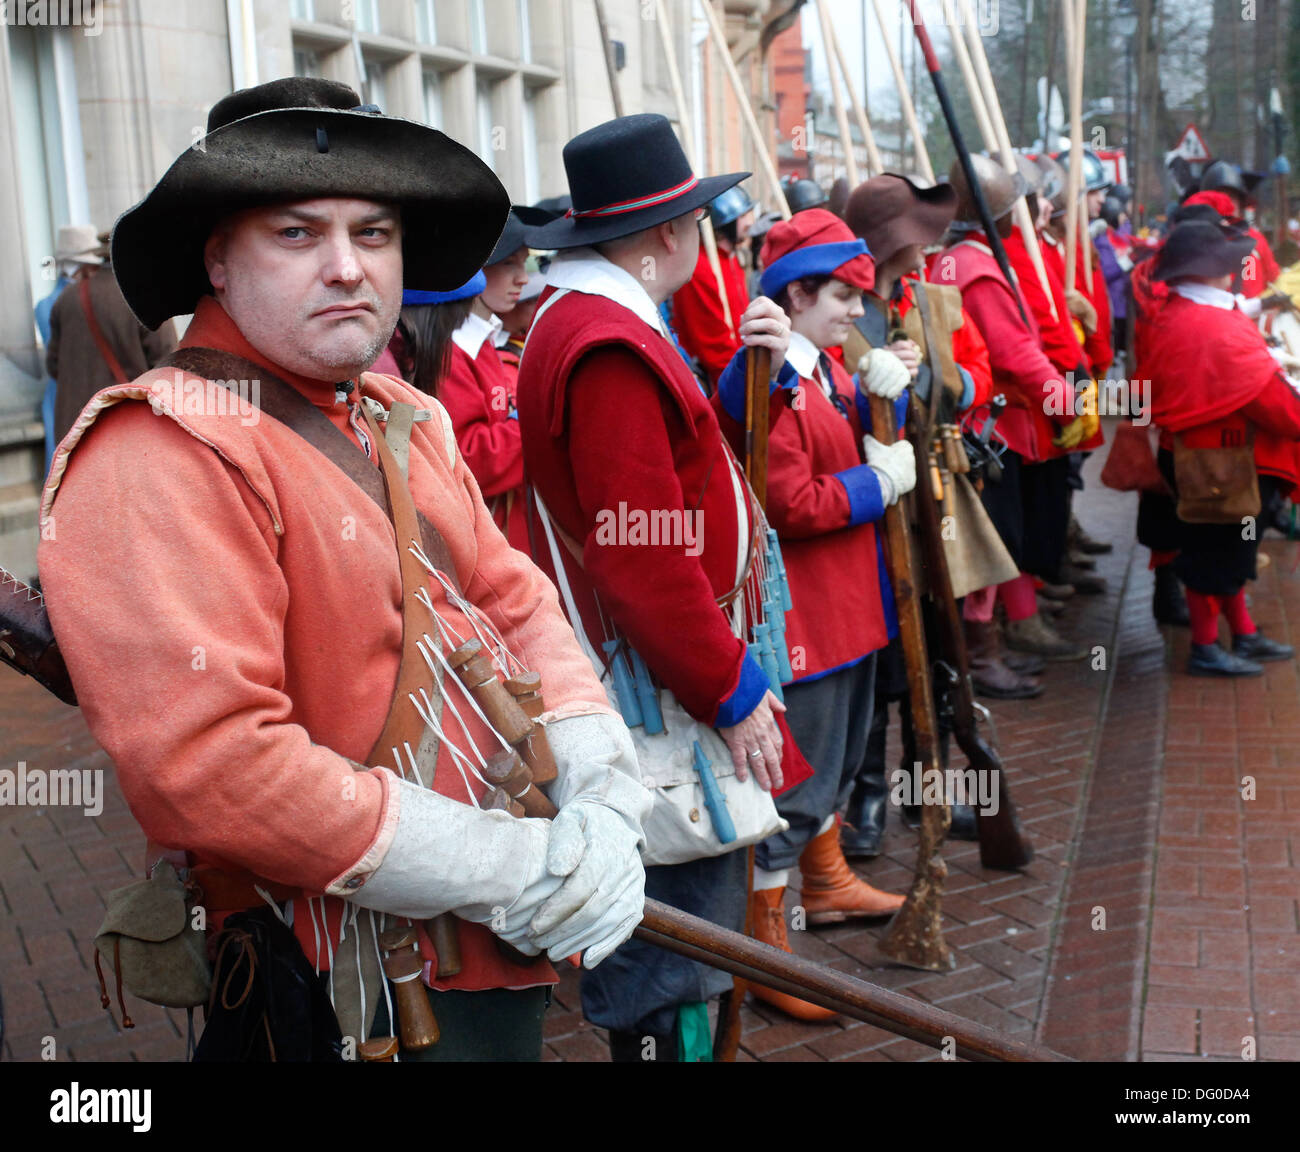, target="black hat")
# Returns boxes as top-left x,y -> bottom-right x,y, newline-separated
487,204 -> 561,265
525,114 -> 748,250
1200,160 -> 1247,198
1153,220 -> 1256,283
112,77 -> 509,330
